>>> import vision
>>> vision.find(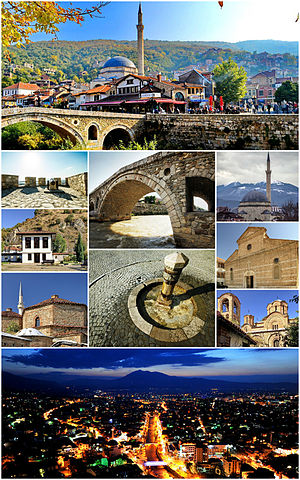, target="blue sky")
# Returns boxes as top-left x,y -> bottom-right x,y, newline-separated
2,209 -> 35,229
1,152 -> 87,182
2,273 -> 88,310
89,151 -> 152,192
217,223 -> 299,260
217,289 -> 298,323
29,1 -> 300,43
2,348 -> 298,381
